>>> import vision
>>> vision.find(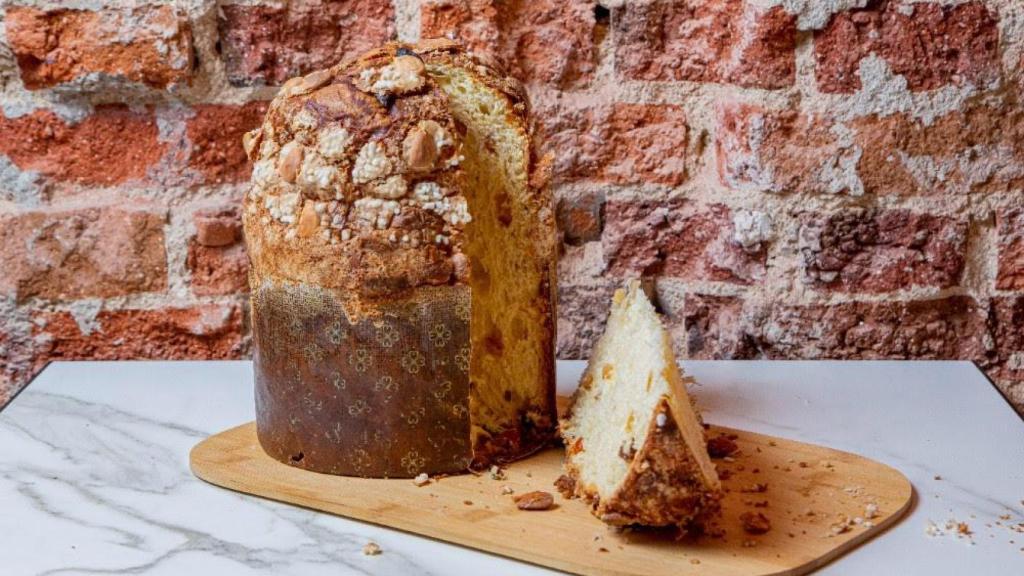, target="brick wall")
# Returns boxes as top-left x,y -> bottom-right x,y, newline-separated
1,0 -> 1022,414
